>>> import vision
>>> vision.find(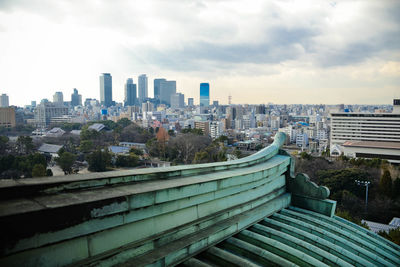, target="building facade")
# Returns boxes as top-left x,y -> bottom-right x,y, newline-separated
0,94 -> 9,107
124,78 -> 137,106
0,107 -> 16,128
330,100 -> 400,162
53,92 -> 63,104
34,102 -> 69,128
100,73 -> 112,107
138,74 -> 148,103
159,80 -> 176,106
200,83 -> 210,107
71,88 -> 82,107
170,93 -> 184,108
